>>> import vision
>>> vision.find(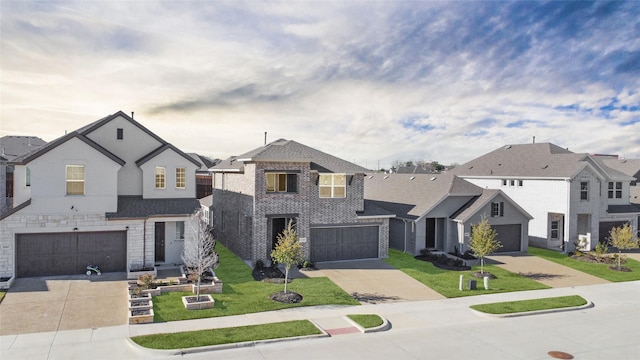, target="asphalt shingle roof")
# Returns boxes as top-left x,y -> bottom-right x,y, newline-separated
364,173 -> 483,218
0,136 -> 47,160
599,158 -> 640,180
106,196 -> 200,219
212,139 -> 368,174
